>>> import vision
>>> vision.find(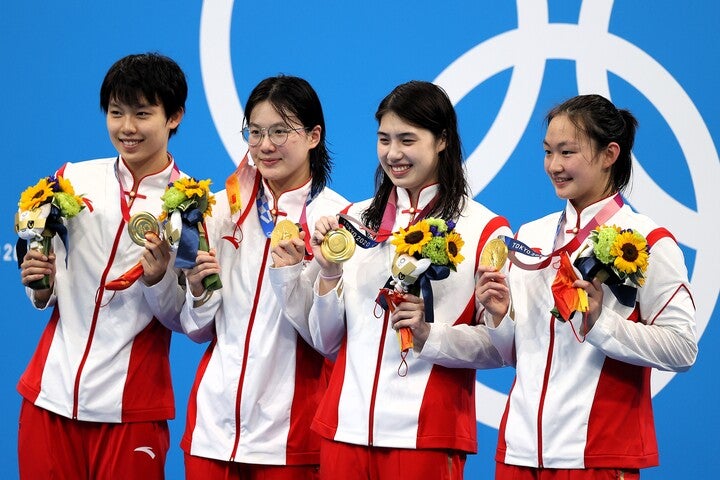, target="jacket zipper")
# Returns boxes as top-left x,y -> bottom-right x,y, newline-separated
367,311 -> 390,446
72,220 -> 126,419
536,315 -> 556,467
229,239 -> 271,461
